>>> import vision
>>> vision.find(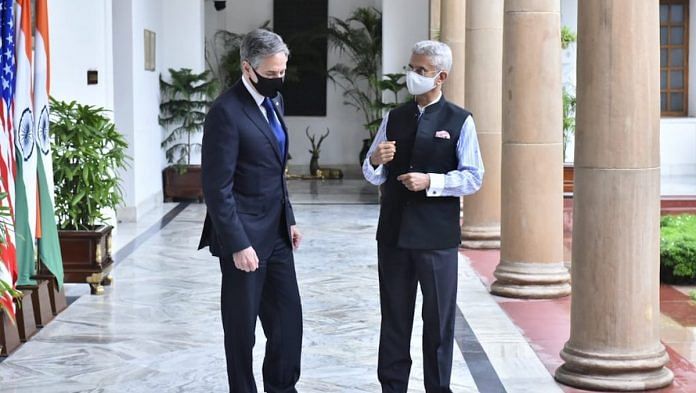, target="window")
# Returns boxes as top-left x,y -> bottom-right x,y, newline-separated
661,0 -> 689,116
